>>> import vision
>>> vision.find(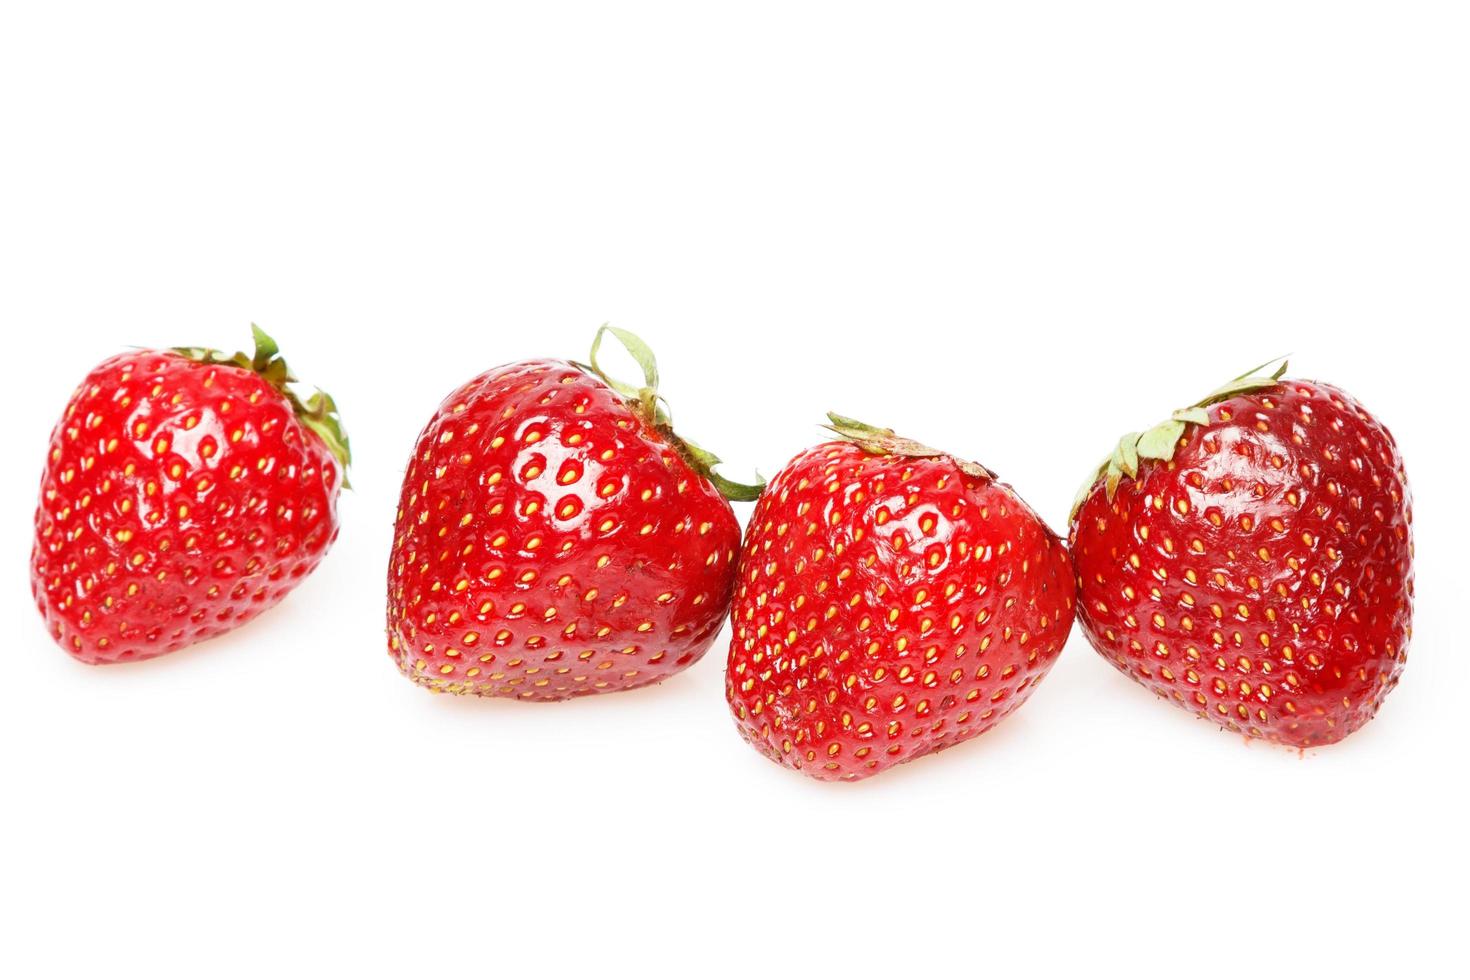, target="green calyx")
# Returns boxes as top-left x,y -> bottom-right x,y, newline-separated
173,324 -> 352,484
823,412 -> 991,480
1069,356 -> 1290,519
578,324 -> 764,502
